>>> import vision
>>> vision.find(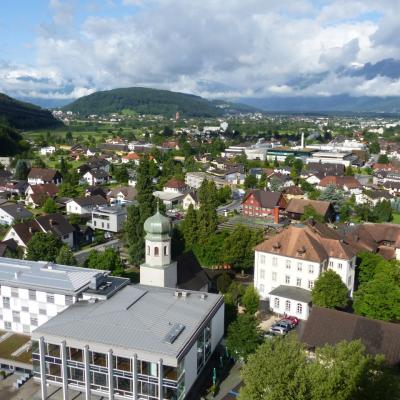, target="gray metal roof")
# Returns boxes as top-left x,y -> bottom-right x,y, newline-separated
33,285 -> 223,363
0,257 -> 108,294
269,285 -> 312,303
